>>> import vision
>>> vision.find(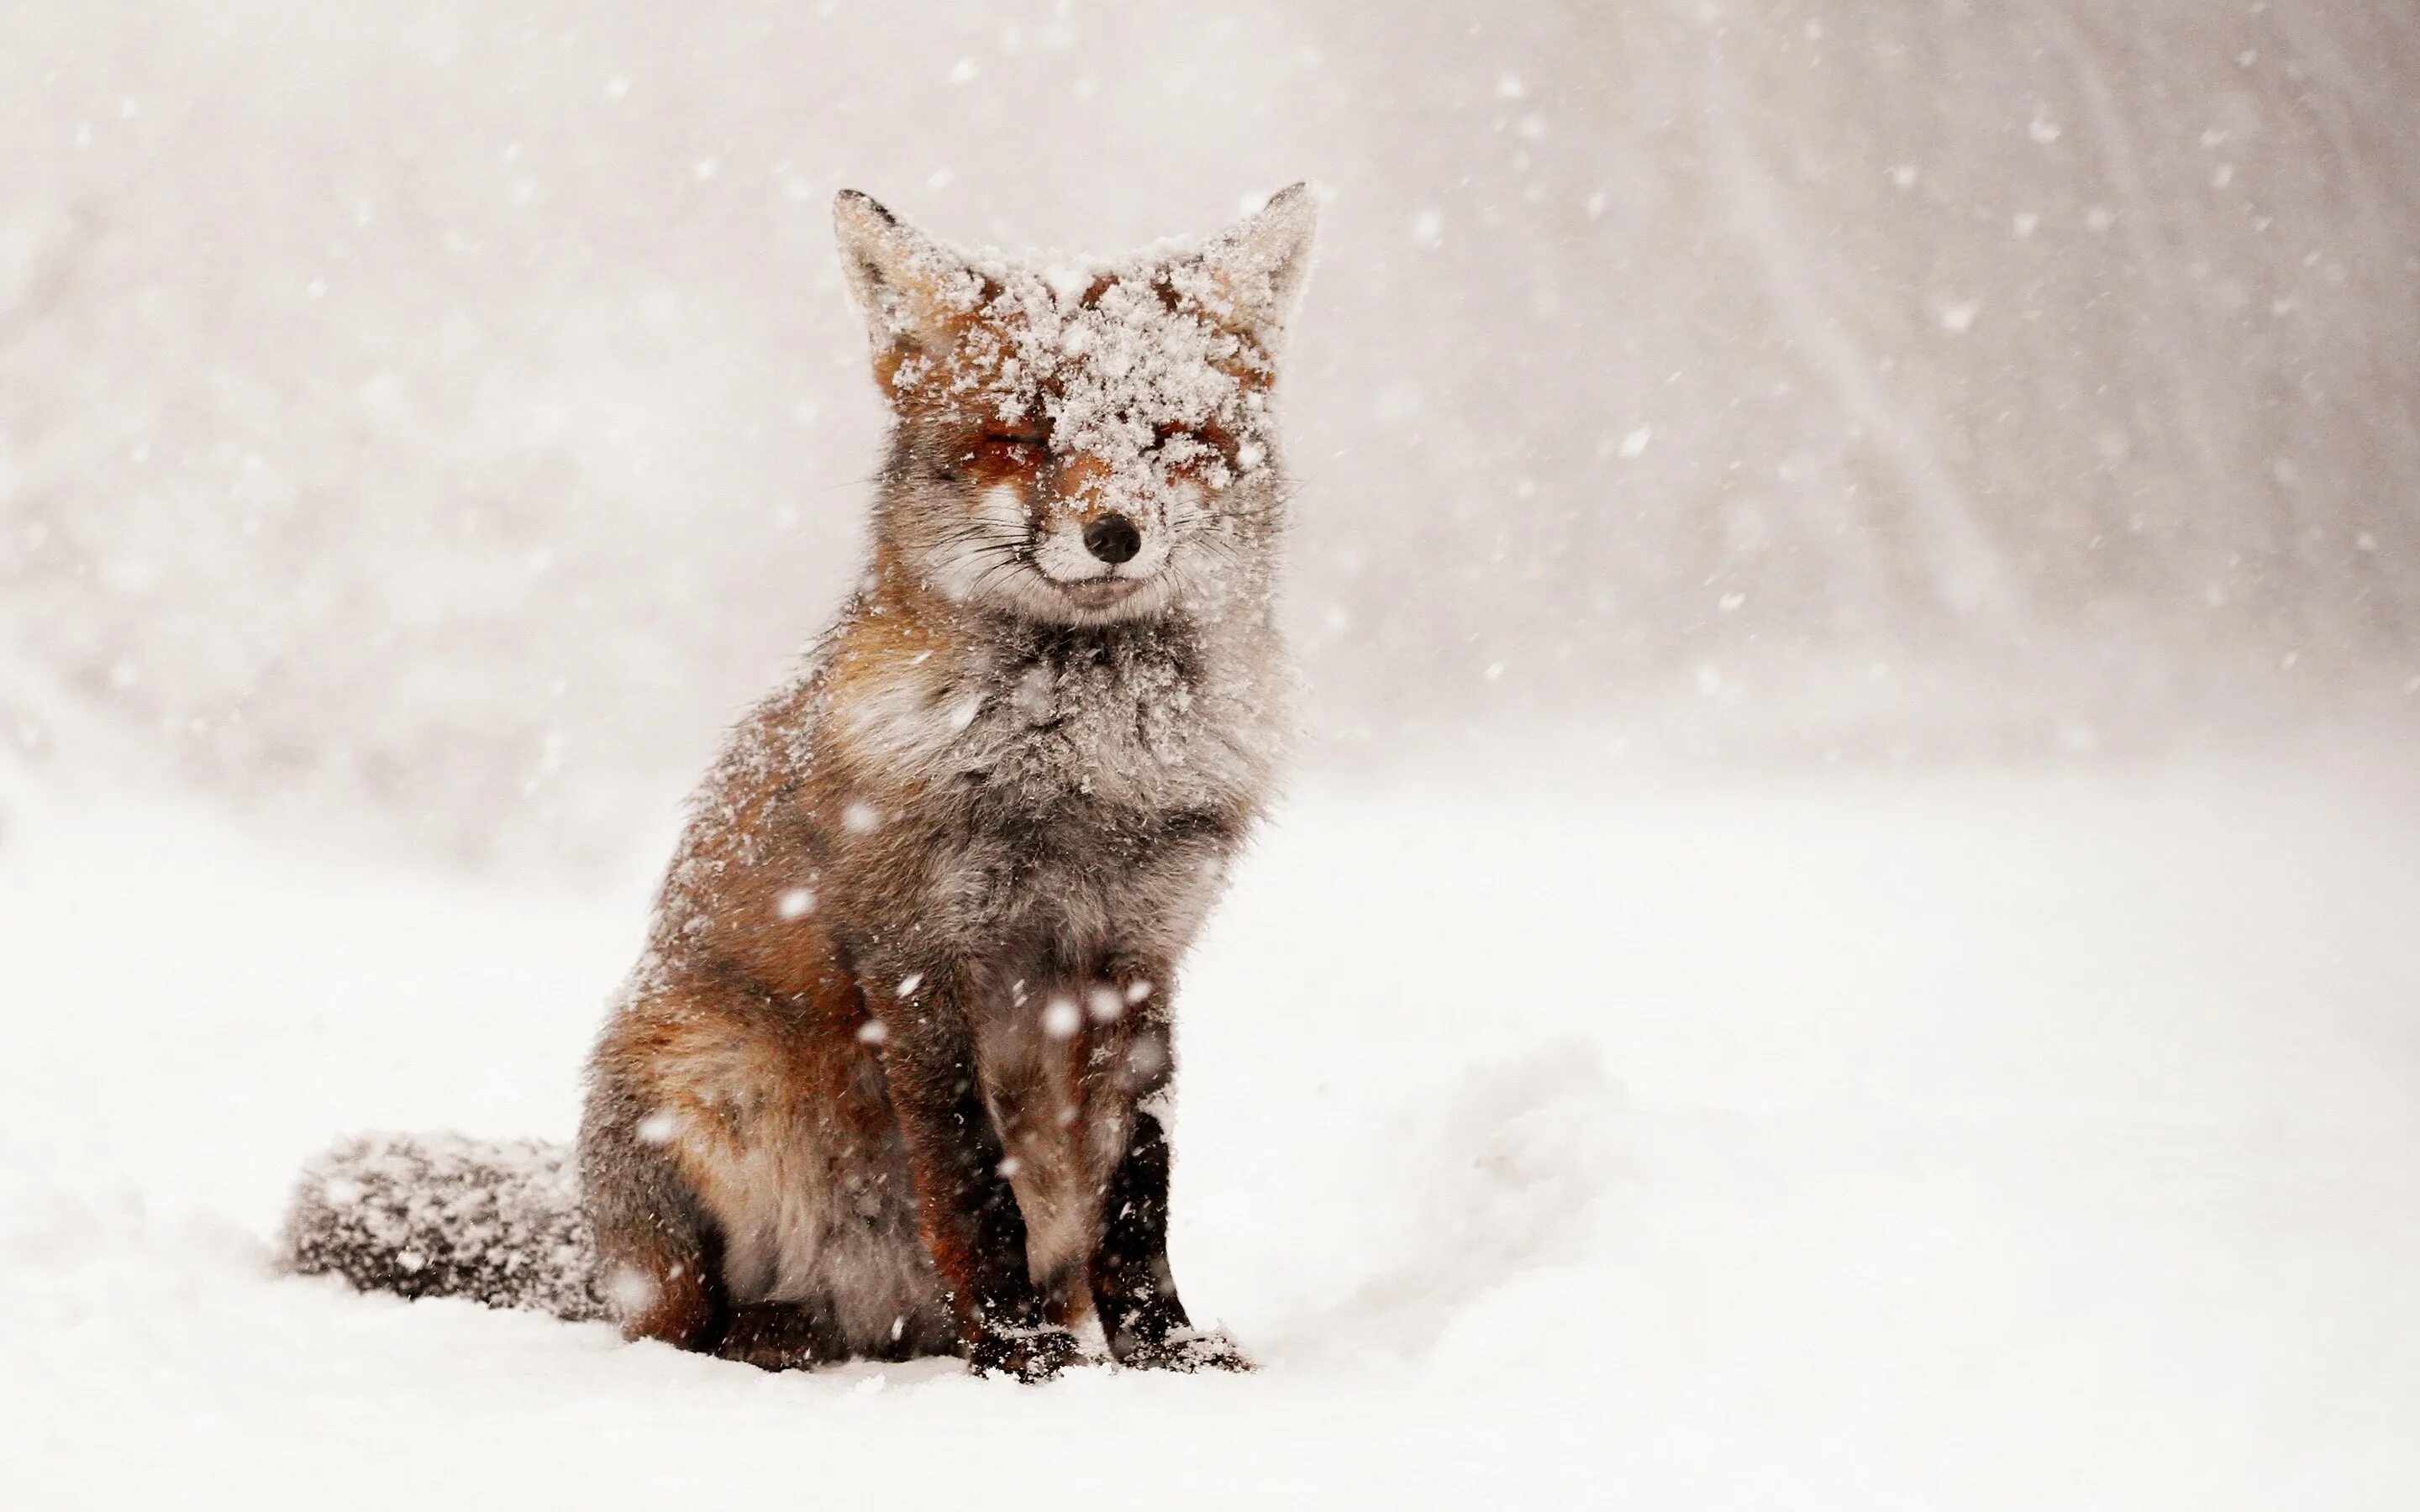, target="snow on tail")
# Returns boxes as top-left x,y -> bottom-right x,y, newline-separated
281,1132 -> 606,1321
